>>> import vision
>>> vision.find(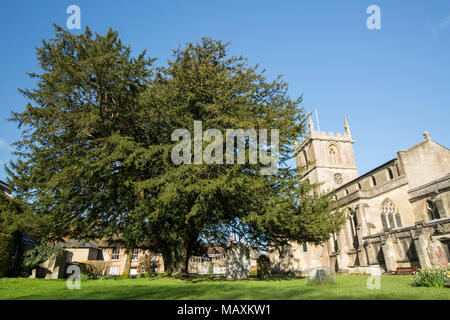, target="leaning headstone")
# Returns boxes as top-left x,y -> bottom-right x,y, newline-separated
42,250 -> 66,279
257,255 -> 271,279
226,244 -> 250,280
427,240 -> 448,268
